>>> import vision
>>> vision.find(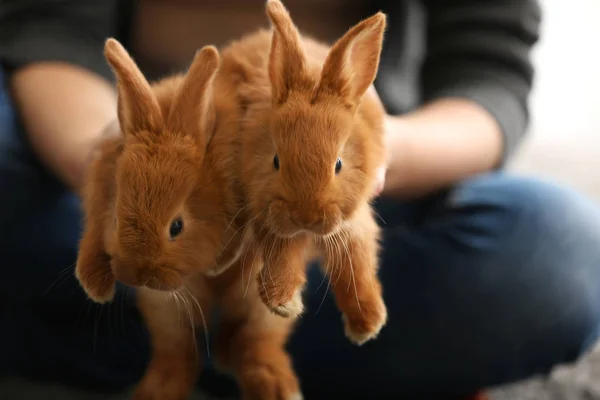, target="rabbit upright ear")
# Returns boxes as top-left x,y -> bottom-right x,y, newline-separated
316,13 -> 386,107
104,38 -> 164,136
167,46 -> 220,148
265,0 -> 309,105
